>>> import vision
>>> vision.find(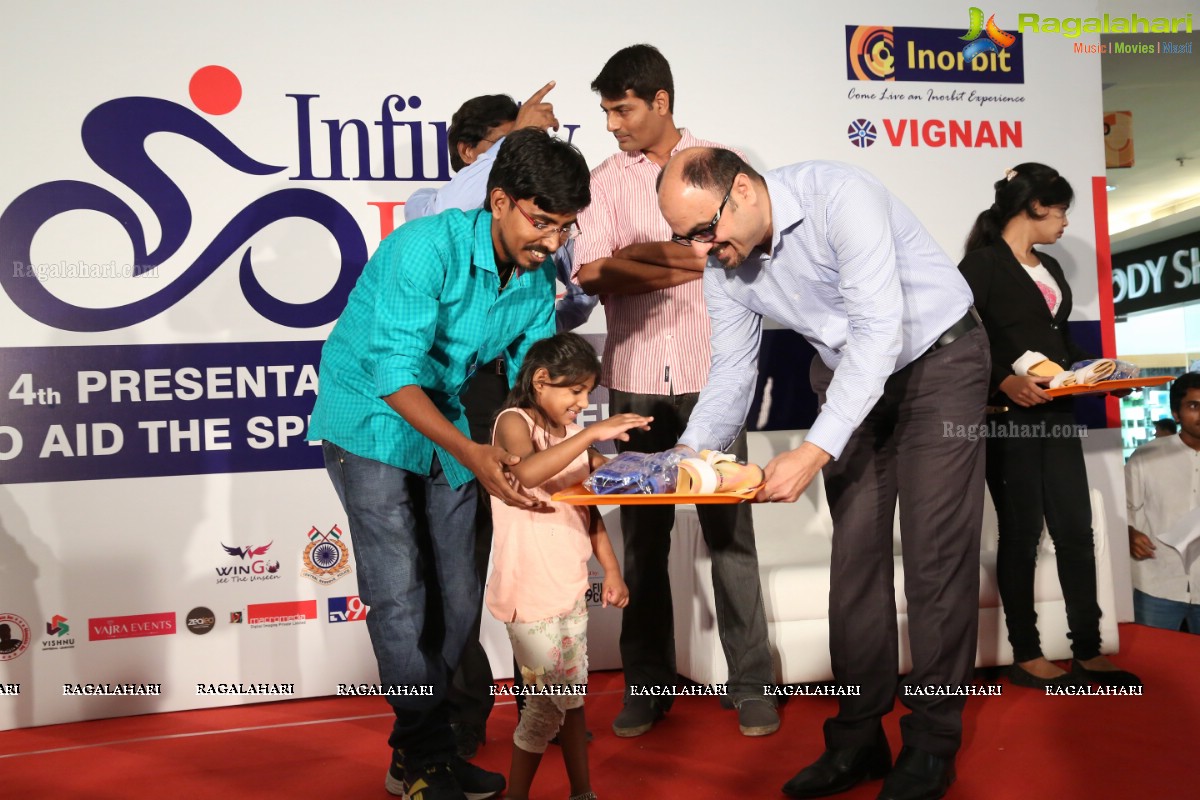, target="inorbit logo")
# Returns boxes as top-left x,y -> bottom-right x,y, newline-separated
845,19 -> 1023,84
960,8 -> 1016,61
